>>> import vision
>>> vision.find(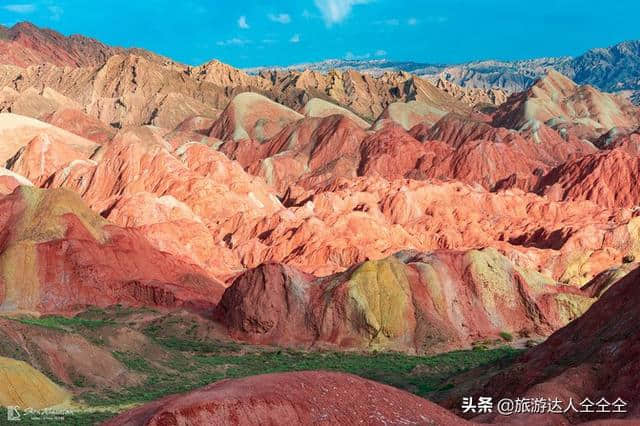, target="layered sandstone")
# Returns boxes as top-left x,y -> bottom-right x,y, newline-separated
217,249 -> 594,353
493,69 -> 640,134
0,186 -> 225,314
